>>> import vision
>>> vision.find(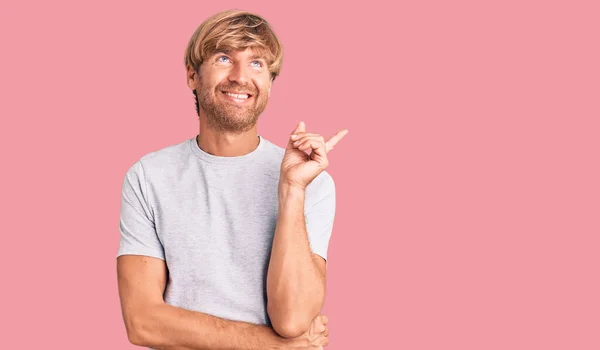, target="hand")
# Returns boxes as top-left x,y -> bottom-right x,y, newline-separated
280,121 -> 348,190
283,314 -> 330,349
